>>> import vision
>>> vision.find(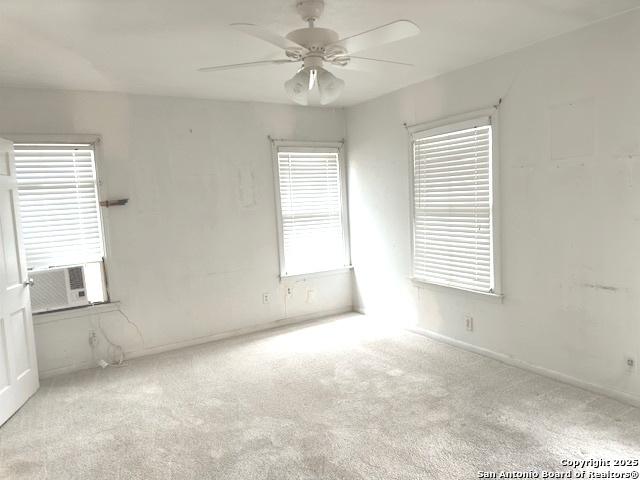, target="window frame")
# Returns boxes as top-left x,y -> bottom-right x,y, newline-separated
5,133 -> 112,304
407,107 -> 502,297
271,139 -> 351,279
